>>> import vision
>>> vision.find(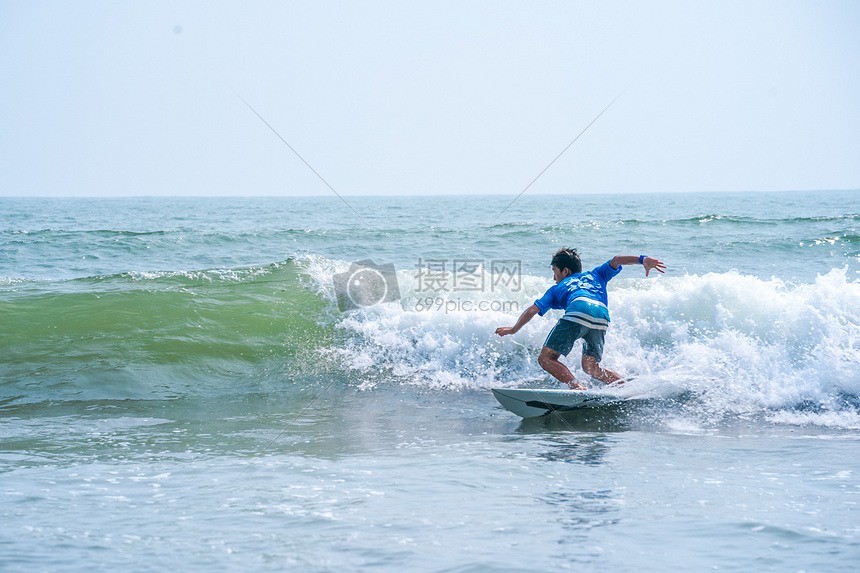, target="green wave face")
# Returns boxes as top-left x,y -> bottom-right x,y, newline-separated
0,261 -> 335,404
